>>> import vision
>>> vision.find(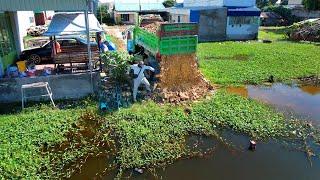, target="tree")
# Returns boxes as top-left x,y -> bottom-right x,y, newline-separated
303,0 -> 320,10
163,0 -> 176,8
256,0 -> 279,8
96,5 -> 114,25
